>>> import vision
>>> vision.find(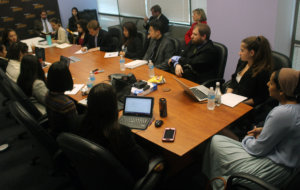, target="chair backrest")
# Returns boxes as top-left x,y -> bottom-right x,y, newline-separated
57,132 -> 135,190
8,101 -> 58,156
213,41 -> 228,79
137,31 -> 146,49
272,51 -> 292,70
108,27 -> 122,51
169,37 -> 182,55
